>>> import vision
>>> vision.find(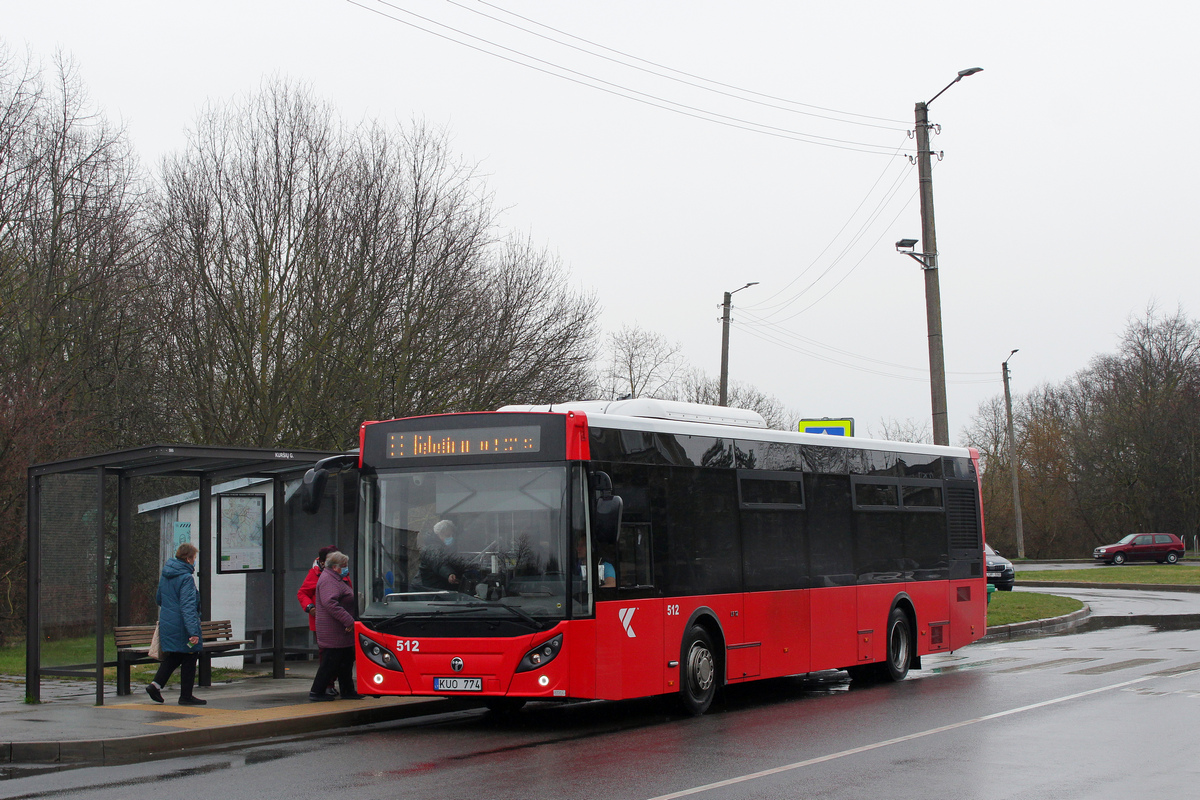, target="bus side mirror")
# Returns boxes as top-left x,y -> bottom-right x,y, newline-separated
300,452 -> 360,514
590,471 -> 623,545
301,467 -> 328,514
